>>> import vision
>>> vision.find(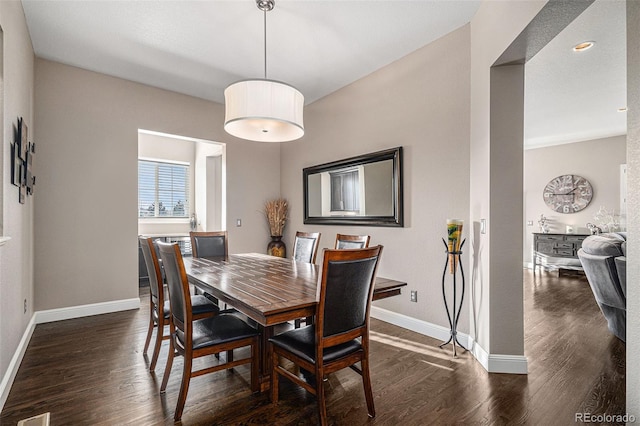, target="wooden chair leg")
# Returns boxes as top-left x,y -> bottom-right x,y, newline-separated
251,337 -> 259,393
160,340 -> 175,393
361,356 -> 376,418
149,320 -> 164,372
227,350 -> 234,363
315,367 -> 328,426
143,307 -> 155,354
270,347 -> 279,403
174,353 -> 193,422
